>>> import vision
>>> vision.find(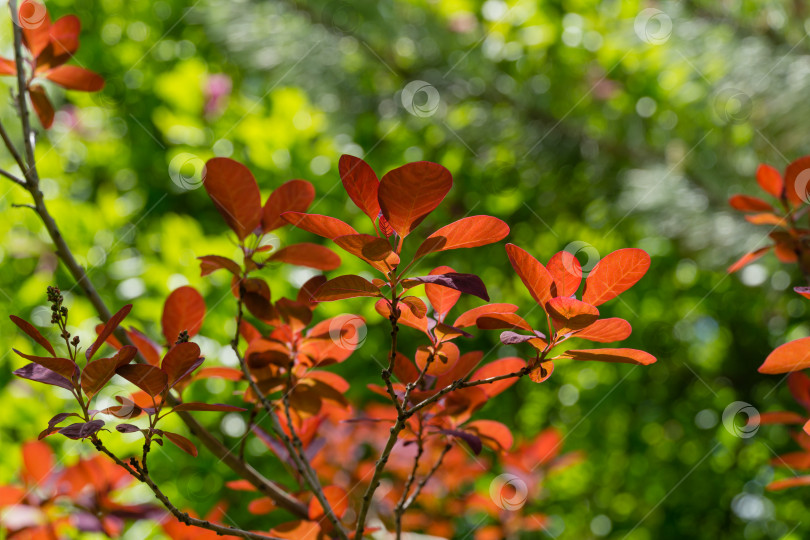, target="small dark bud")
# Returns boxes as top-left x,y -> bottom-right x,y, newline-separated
175,330 -> 190,344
